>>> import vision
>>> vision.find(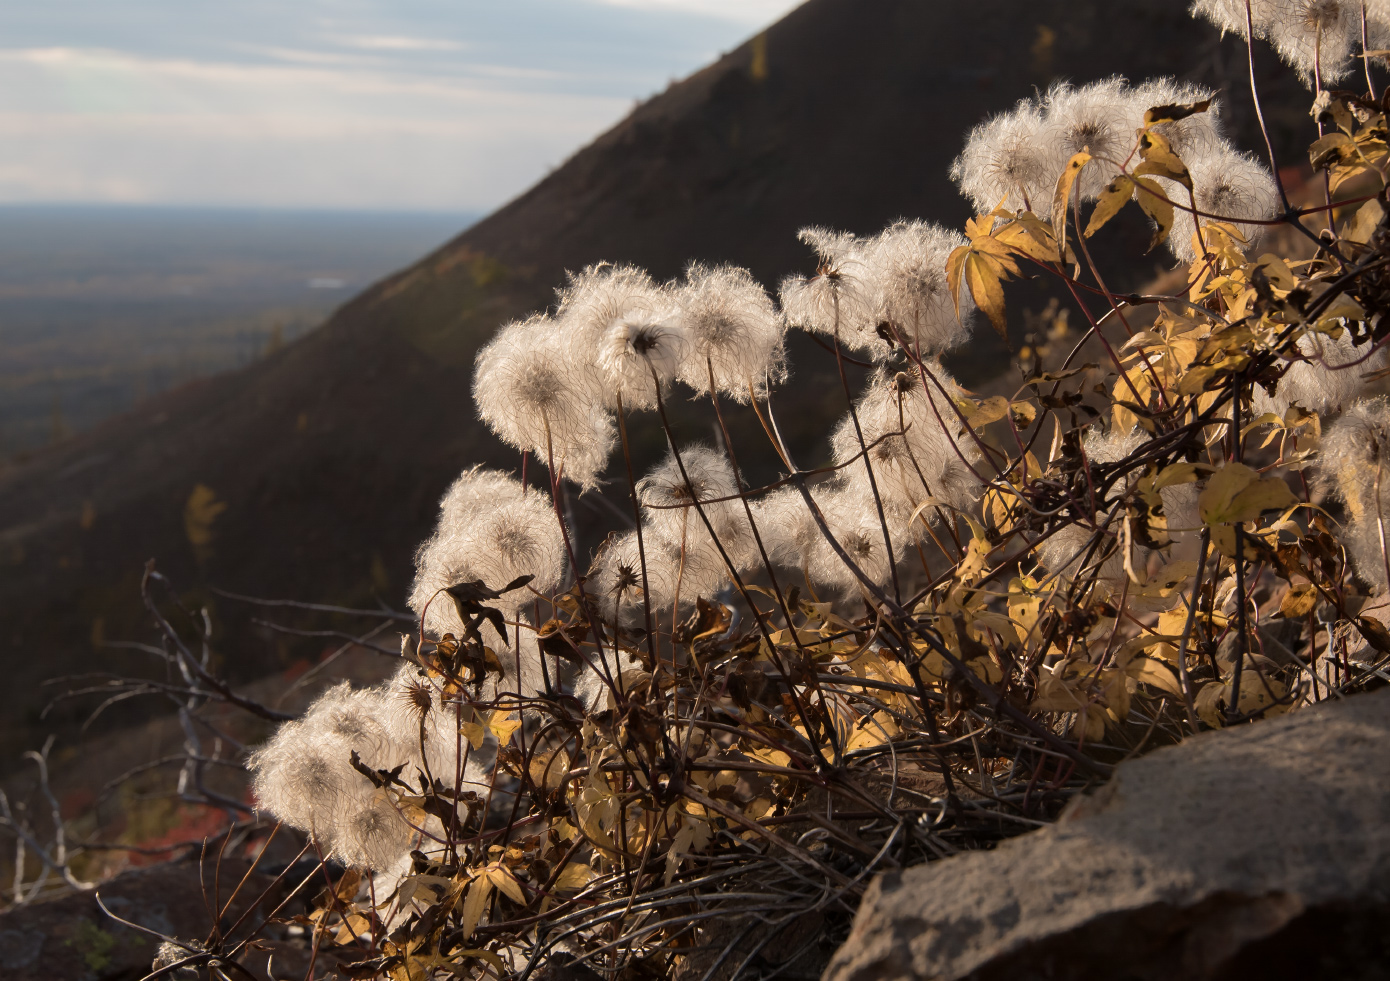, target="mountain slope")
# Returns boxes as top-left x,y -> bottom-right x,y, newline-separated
0,0 -> 1307,754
